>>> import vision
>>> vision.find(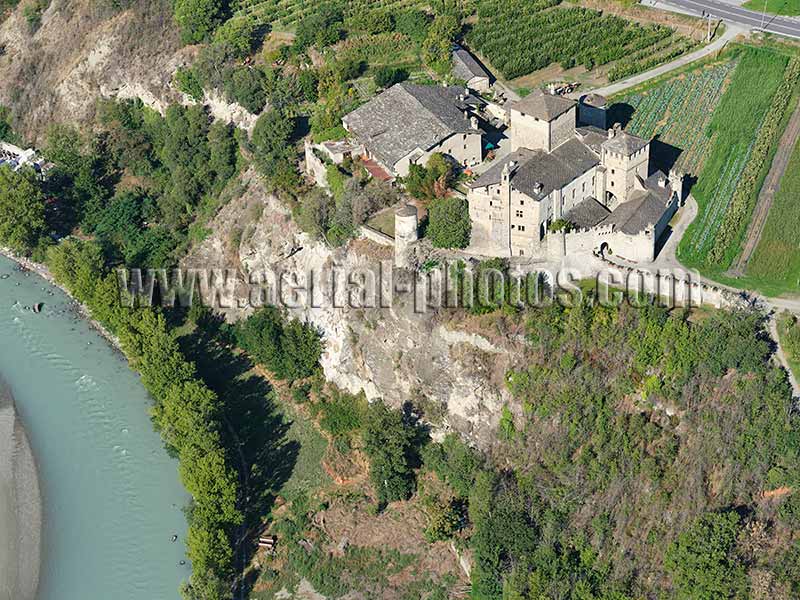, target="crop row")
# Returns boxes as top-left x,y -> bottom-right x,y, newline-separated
608,37 -> 698,82
468,0 -> 685,80
622,61 -> 734,173
707,57 -> 800,265
233,0 -> 433,29
678,48 -> 790,266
